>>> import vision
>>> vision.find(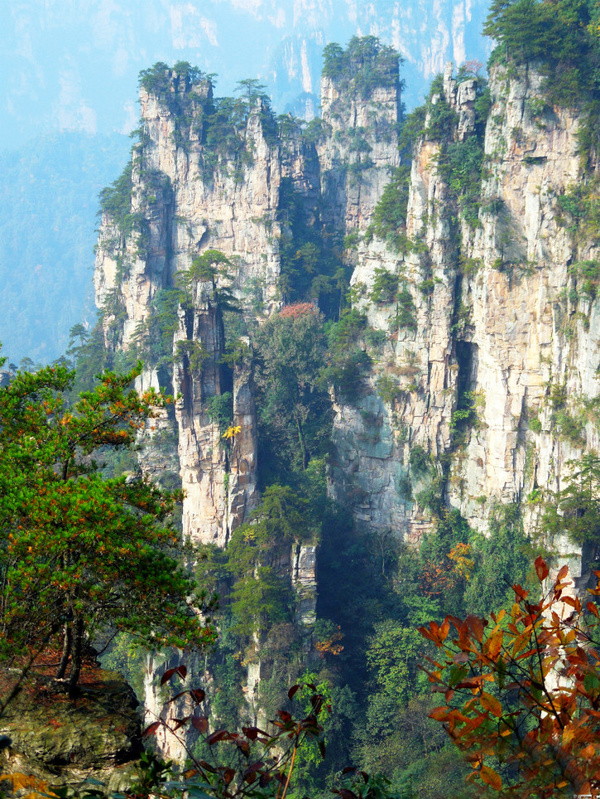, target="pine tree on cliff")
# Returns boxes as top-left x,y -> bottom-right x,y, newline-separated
0,356 -> 215,696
